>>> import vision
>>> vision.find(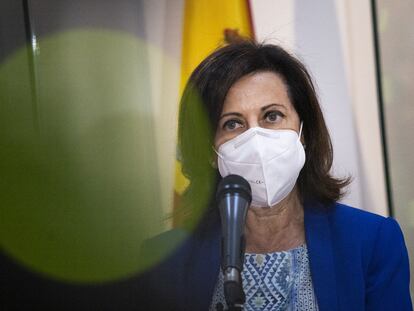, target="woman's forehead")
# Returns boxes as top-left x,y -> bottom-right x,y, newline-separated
221,71 -> 292,113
